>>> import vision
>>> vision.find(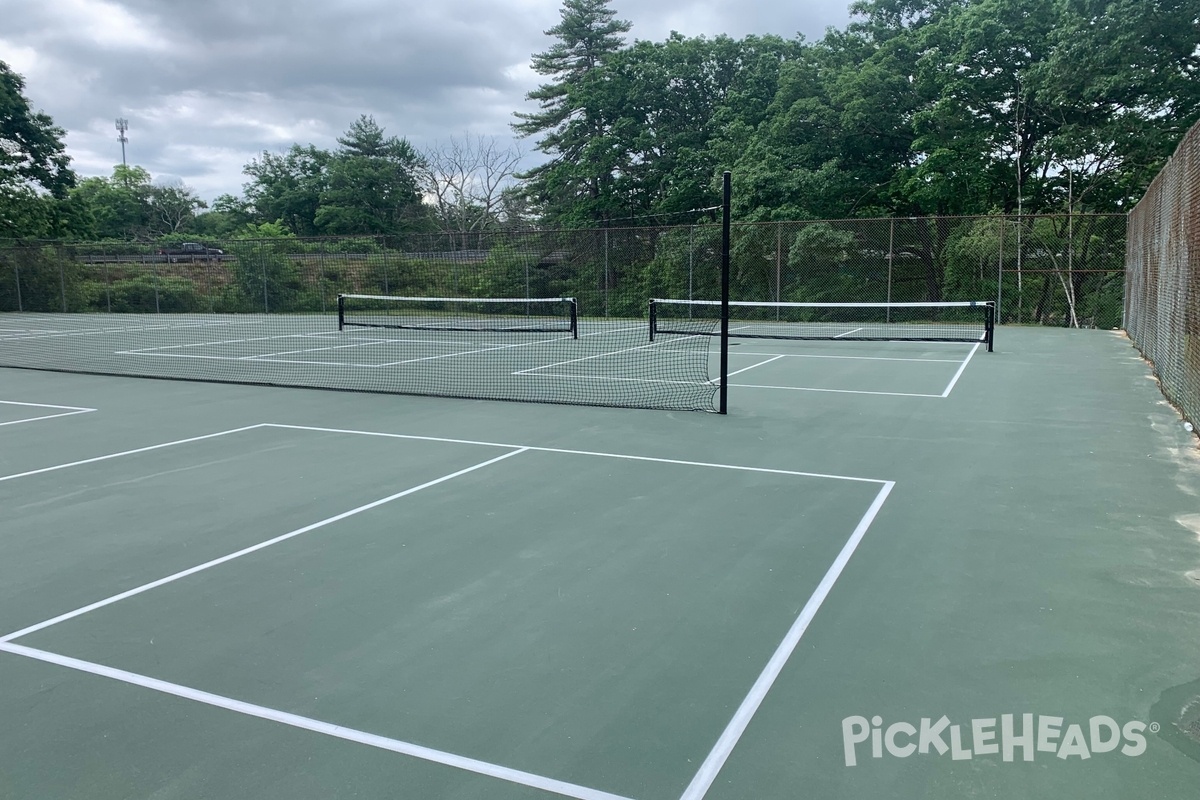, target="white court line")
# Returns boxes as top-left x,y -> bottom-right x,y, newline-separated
0,424 -> 268,484
261,424 -> 888,485
240,339 -> 399,359
940,341 -> 981,397
515,372 -> 717,388
241,336 -> 525,359
118,352 -> 392,368
722,355 -> 785,379
0,643 -> 630,800
0,319 -> 265,342
369,325 -> 647,368
513,335 -> 703,375
0,448 -> 527,644
0,421 -> 891,797
679,480 -> 896,800
0,400 -> 95,411
725,352 -> 963,364
730,383 -> 944,398
0,400 -> 97,428
832,327 -> 865,338
118,332 -> 334,353
373,337 -> 575,367
117,325 -> 644,369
